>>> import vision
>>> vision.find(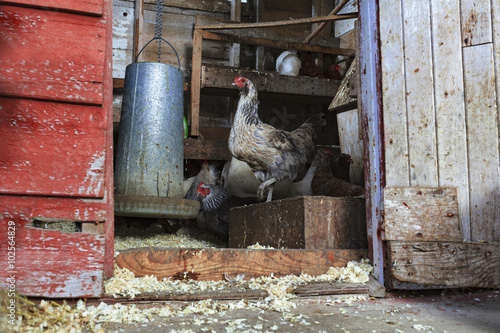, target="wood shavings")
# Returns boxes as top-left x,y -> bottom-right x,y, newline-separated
114,223 -> 226,252
0,293 -> 102,333
247,243 -> 276,249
